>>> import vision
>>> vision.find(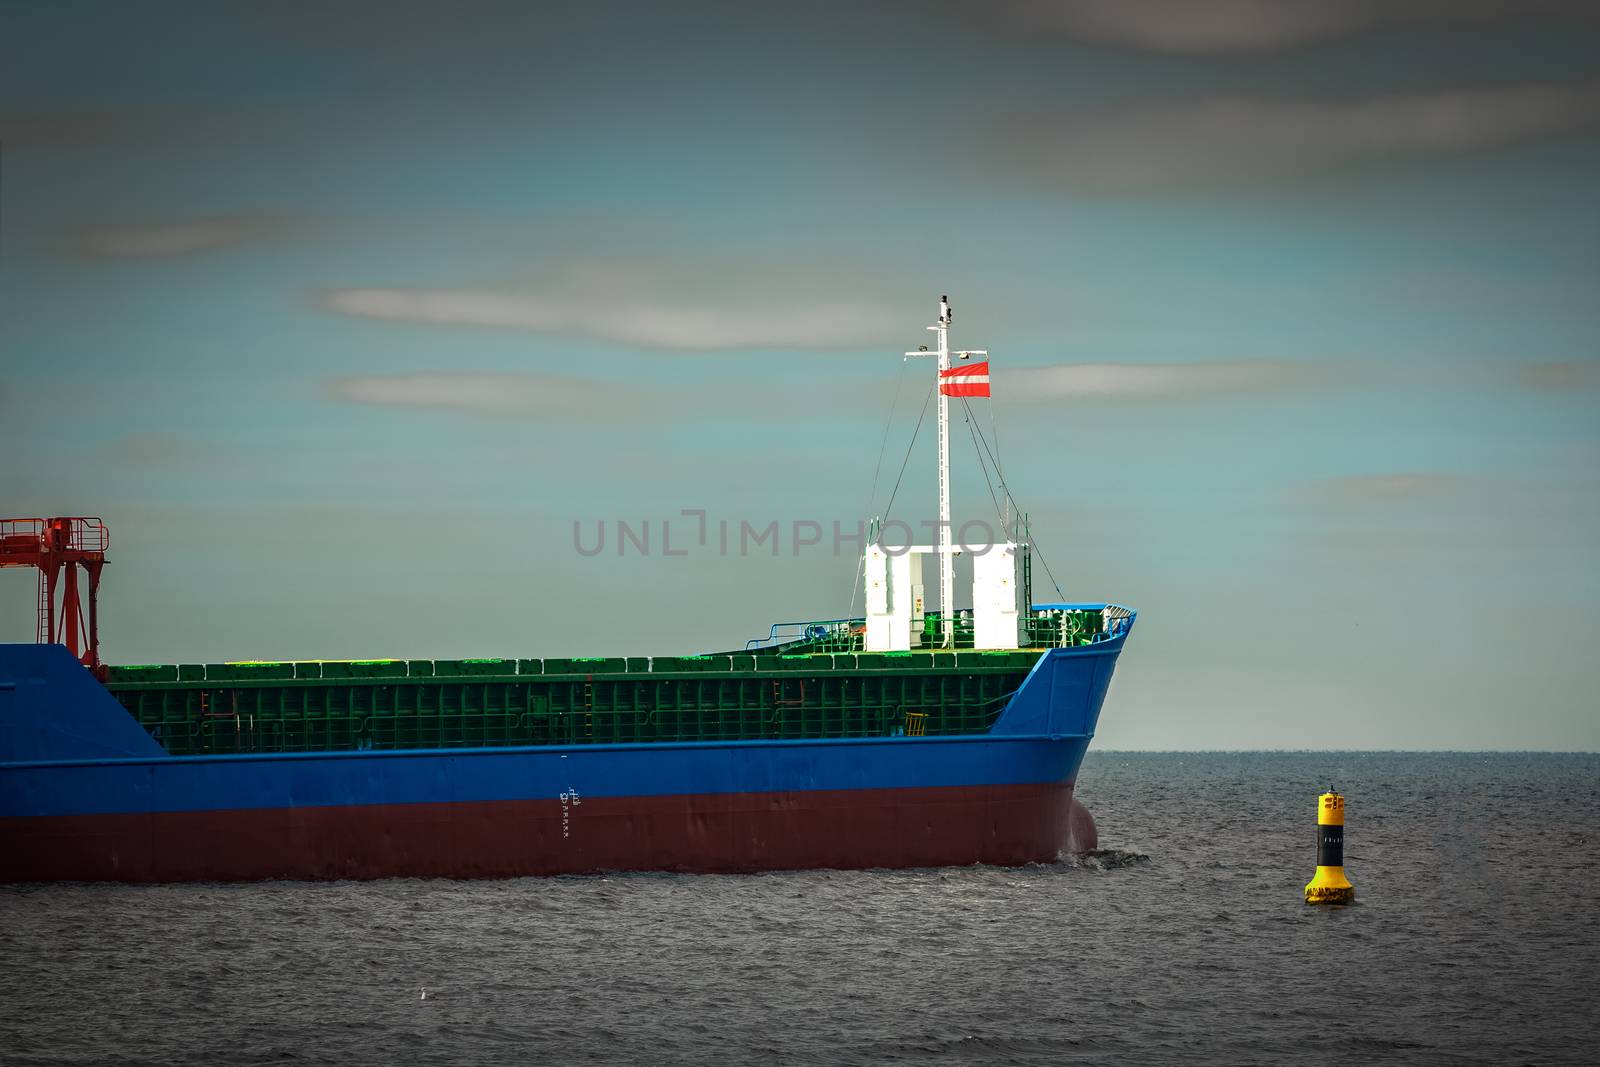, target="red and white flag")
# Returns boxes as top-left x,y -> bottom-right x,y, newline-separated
939,360 -> 990,398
